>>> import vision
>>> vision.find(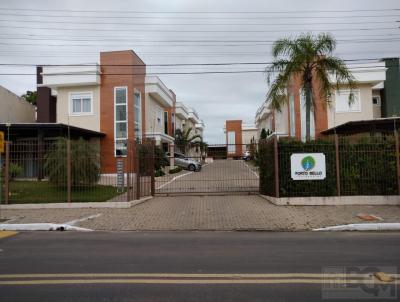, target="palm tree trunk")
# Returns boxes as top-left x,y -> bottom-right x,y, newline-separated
305,81 -> 312,142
